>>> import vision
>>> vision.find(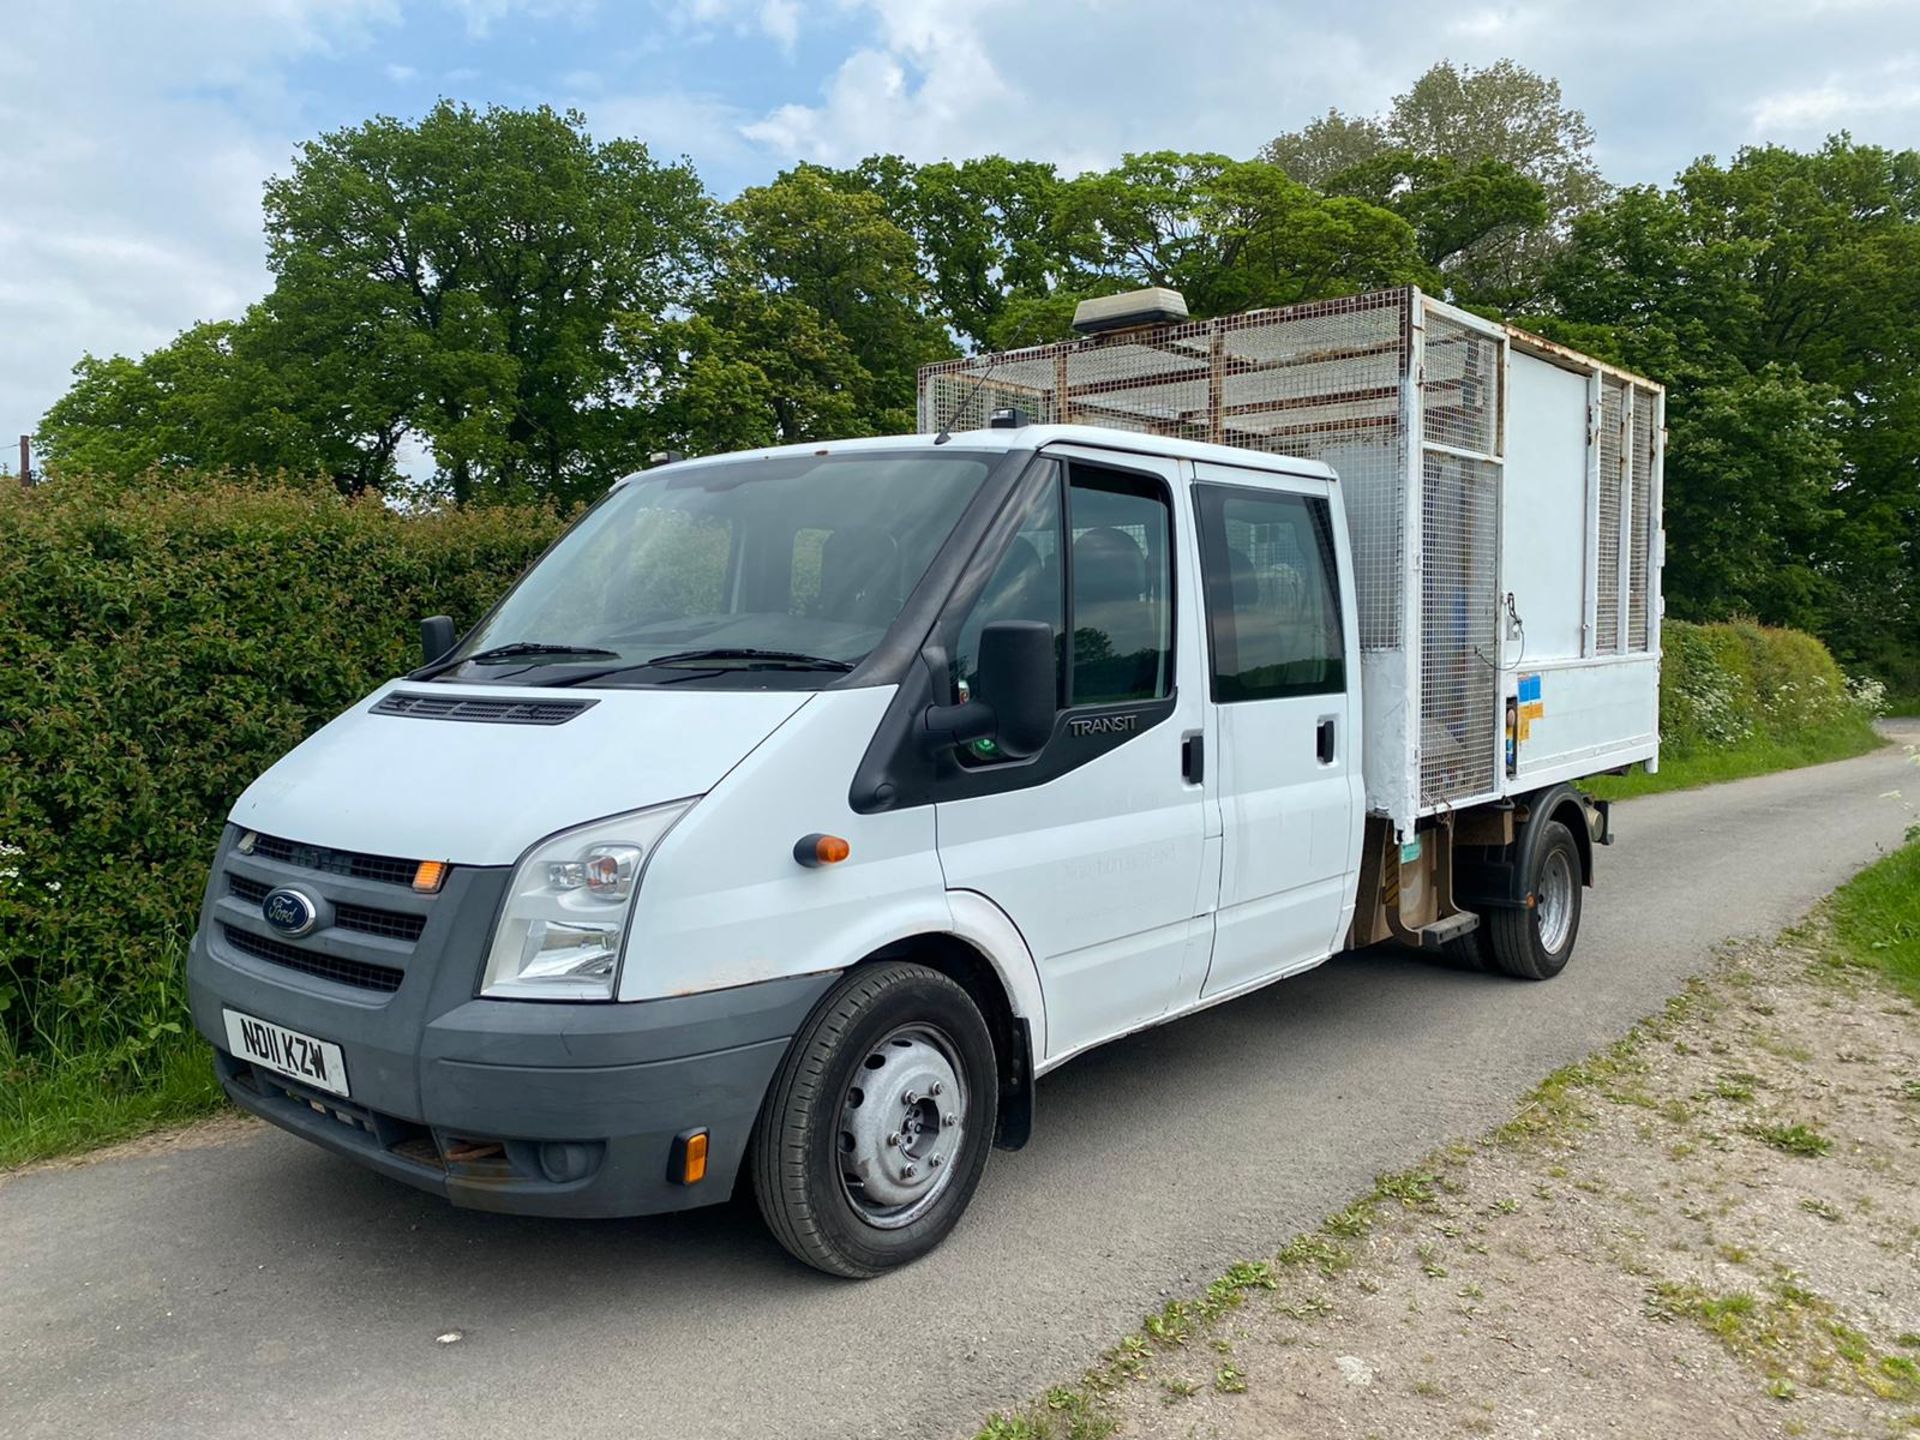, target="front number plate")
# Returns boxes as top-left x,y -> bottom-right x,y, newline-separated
223,1009 -> 350,1098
